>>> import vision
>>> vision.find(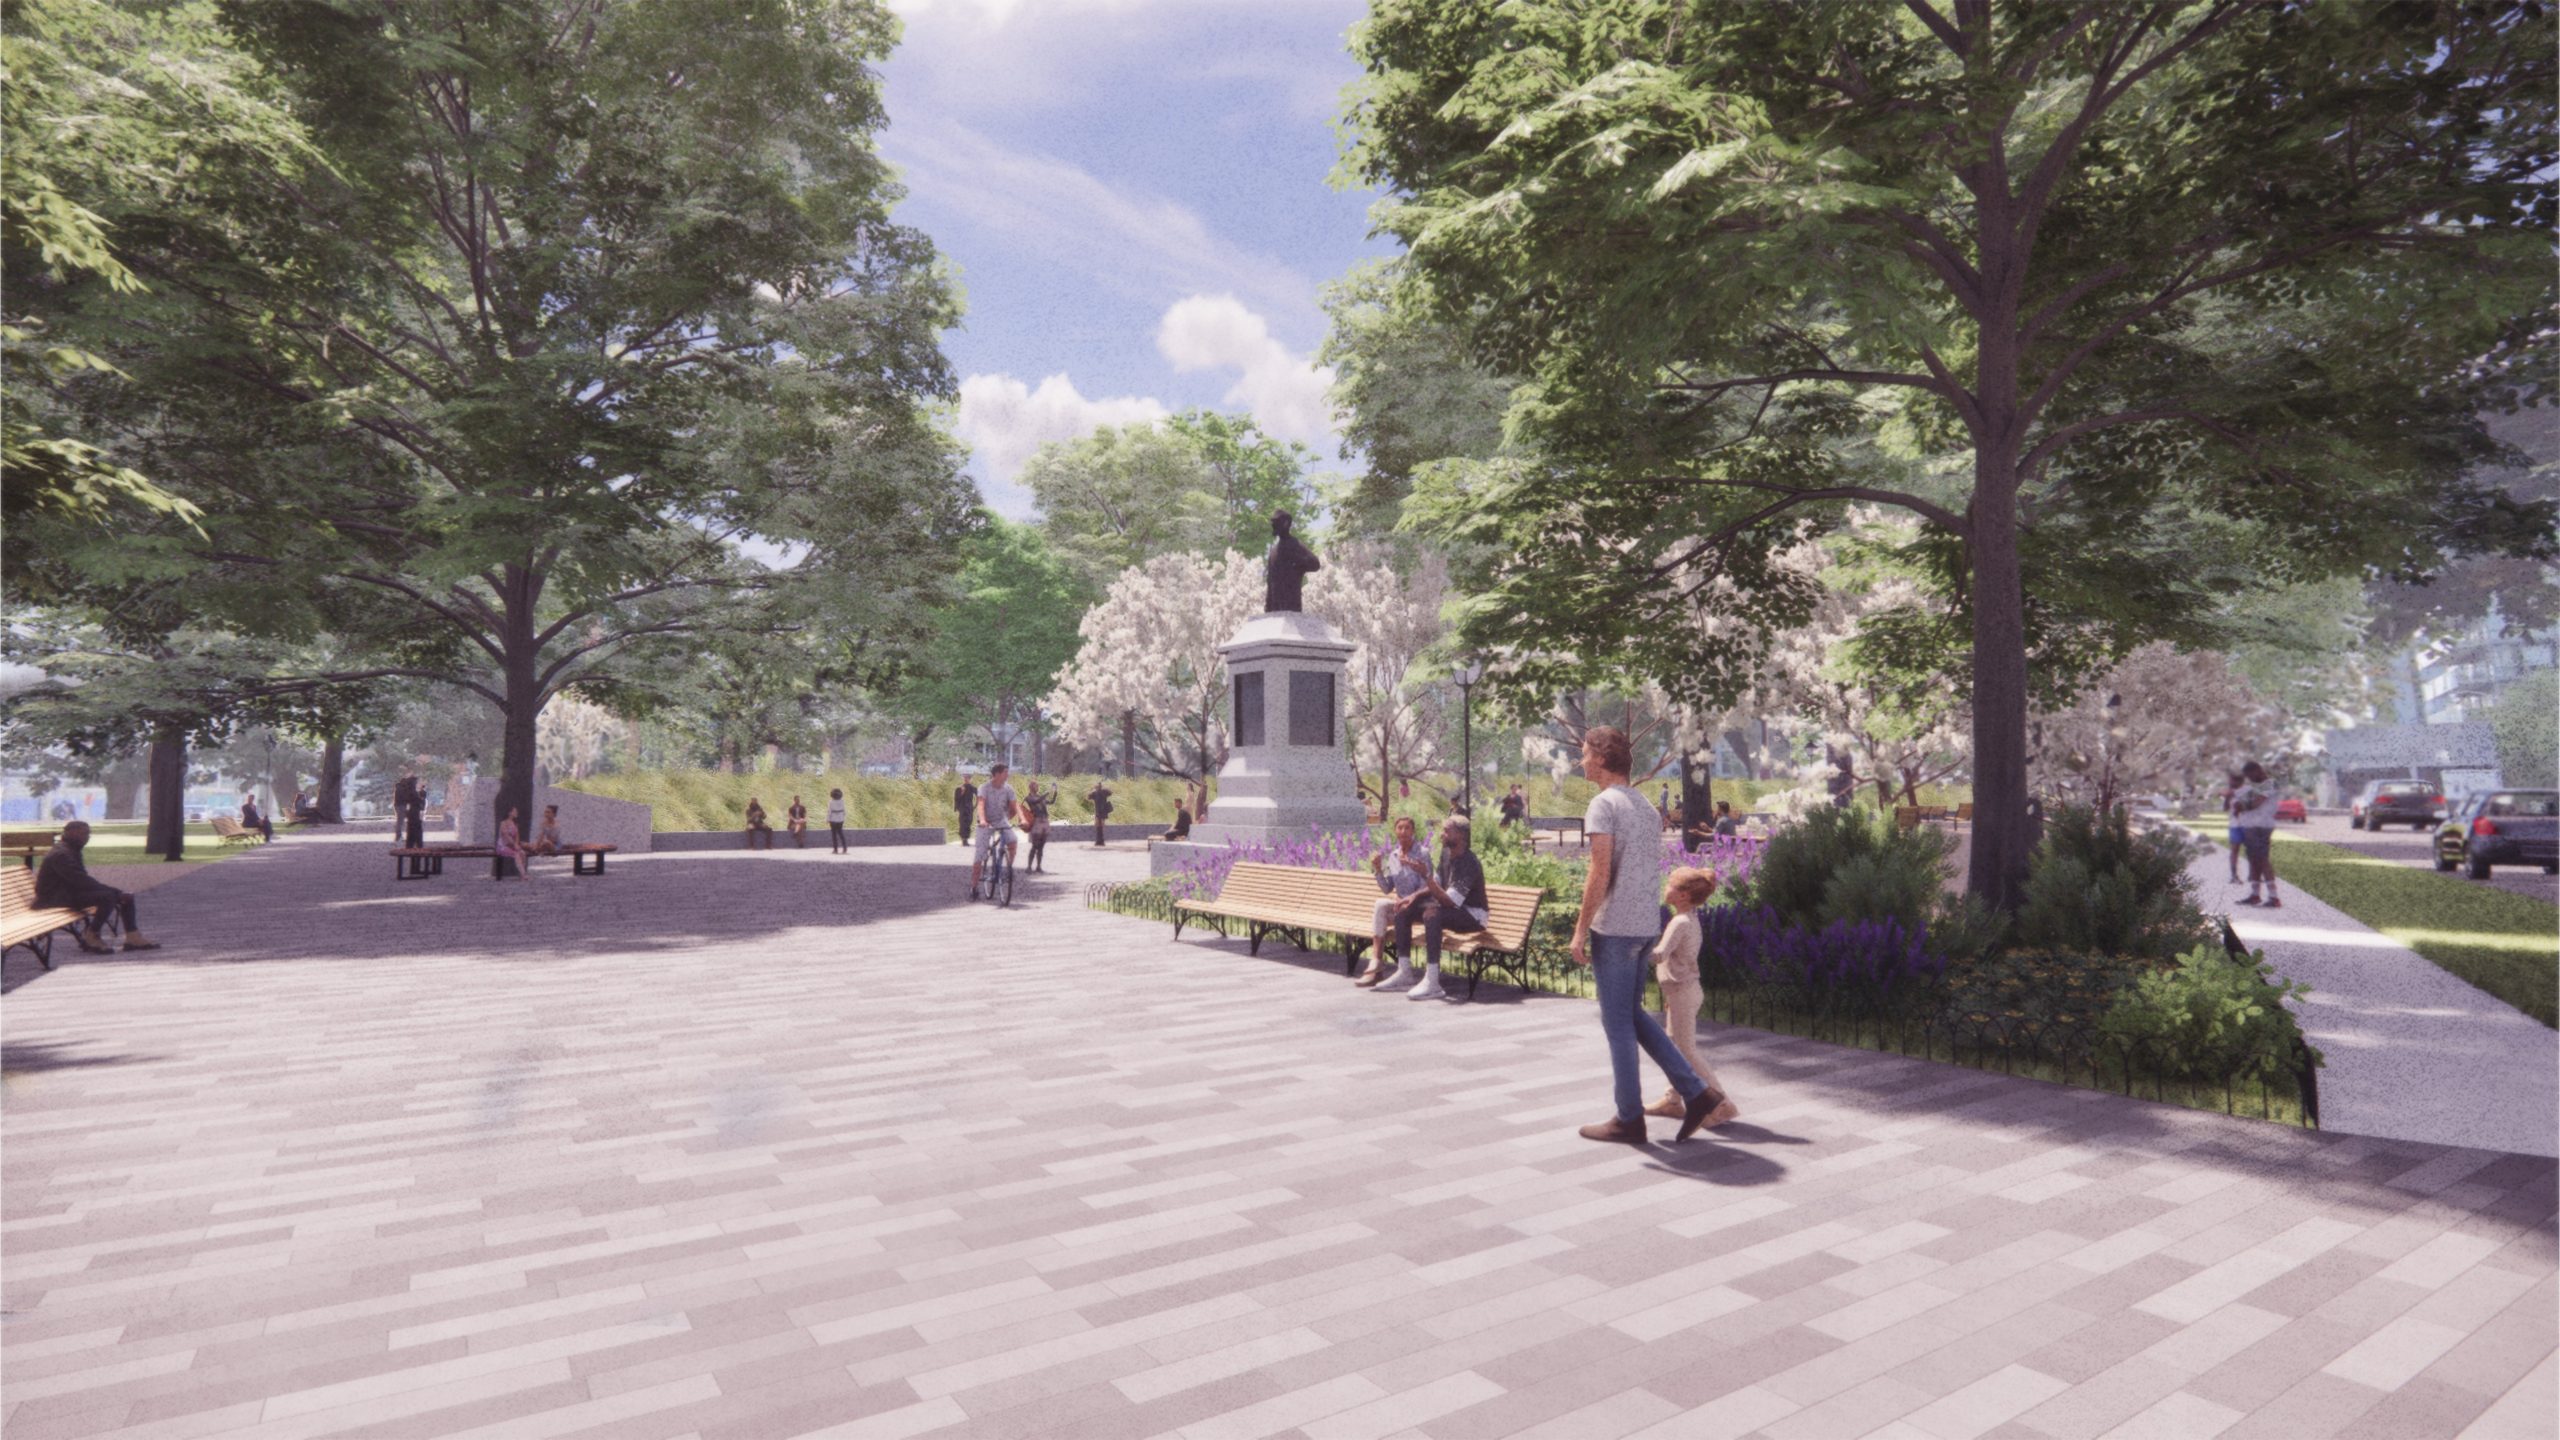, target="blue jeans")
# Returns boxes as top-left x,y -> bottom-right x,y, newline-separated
1593,933 -> 1705,1124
